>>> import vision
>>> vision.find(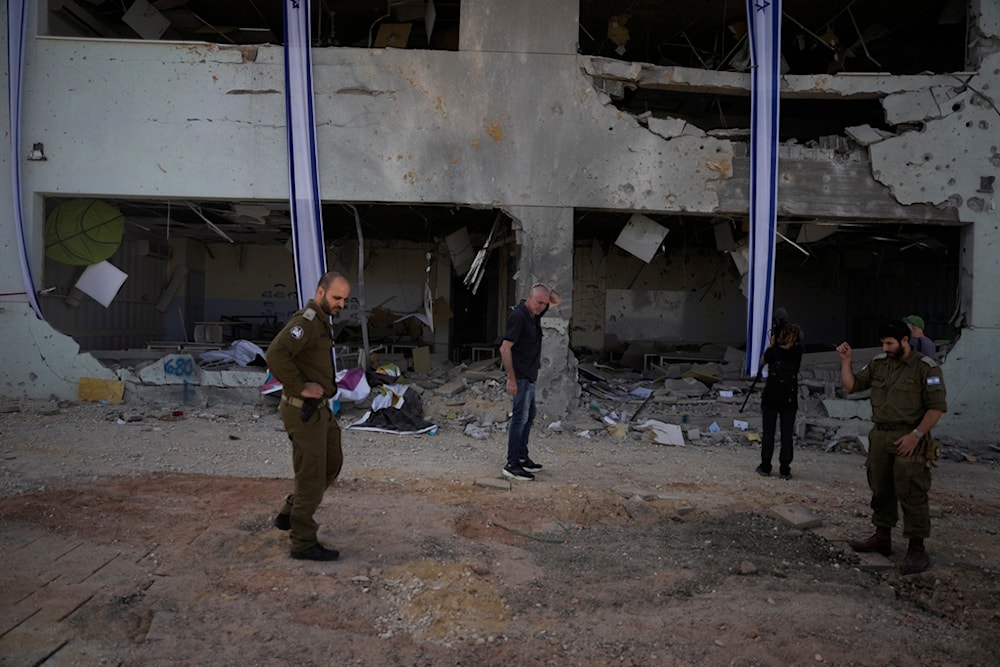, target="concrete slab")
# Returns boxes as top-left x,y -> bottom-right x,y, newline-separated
770,502 -> 822,529
434,377 -> 466,396
853,551 -> 894,571
623,495 -> 659,522
822,399 -> 872,420
474,478 -> 510,491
